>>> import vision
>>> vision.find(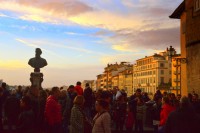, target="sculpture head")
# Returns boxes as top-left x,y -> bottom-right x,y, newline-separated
35,48 -> 42,58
